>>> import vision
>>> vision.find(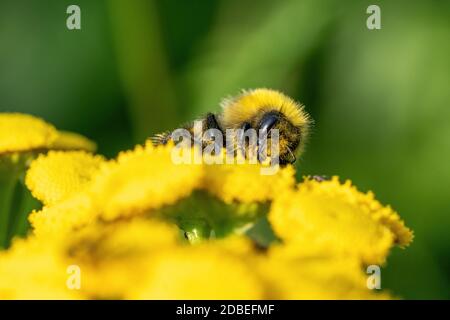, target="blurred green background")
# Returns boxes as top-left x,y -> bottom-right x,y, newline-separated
1,0 -> 449,299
